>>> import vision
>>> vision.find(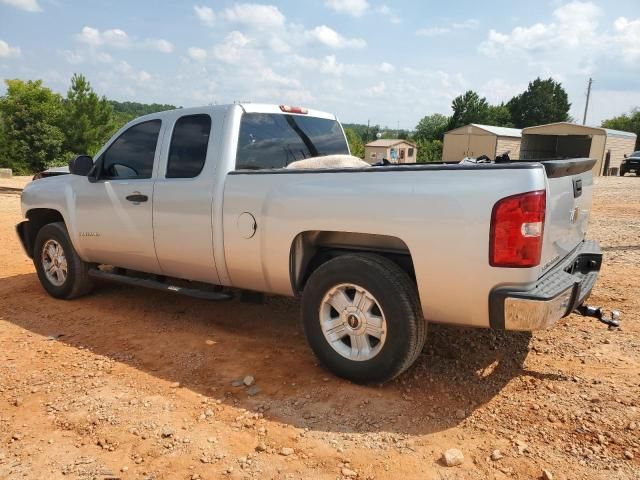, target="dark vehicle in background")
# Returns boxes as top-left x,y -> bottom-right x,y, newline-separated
32,166 -> 70,181
620,151 -> 640,176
